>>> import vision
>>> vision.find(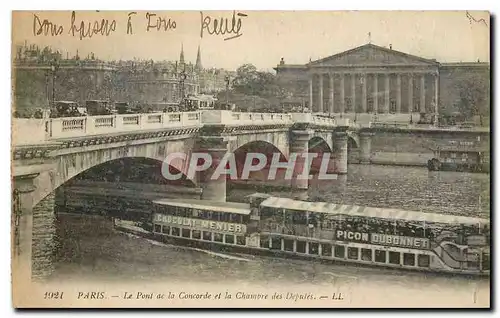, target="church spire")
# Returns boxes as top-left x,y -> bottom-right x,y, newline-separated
179,43 -> 185,65
195,45 -> 202,72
